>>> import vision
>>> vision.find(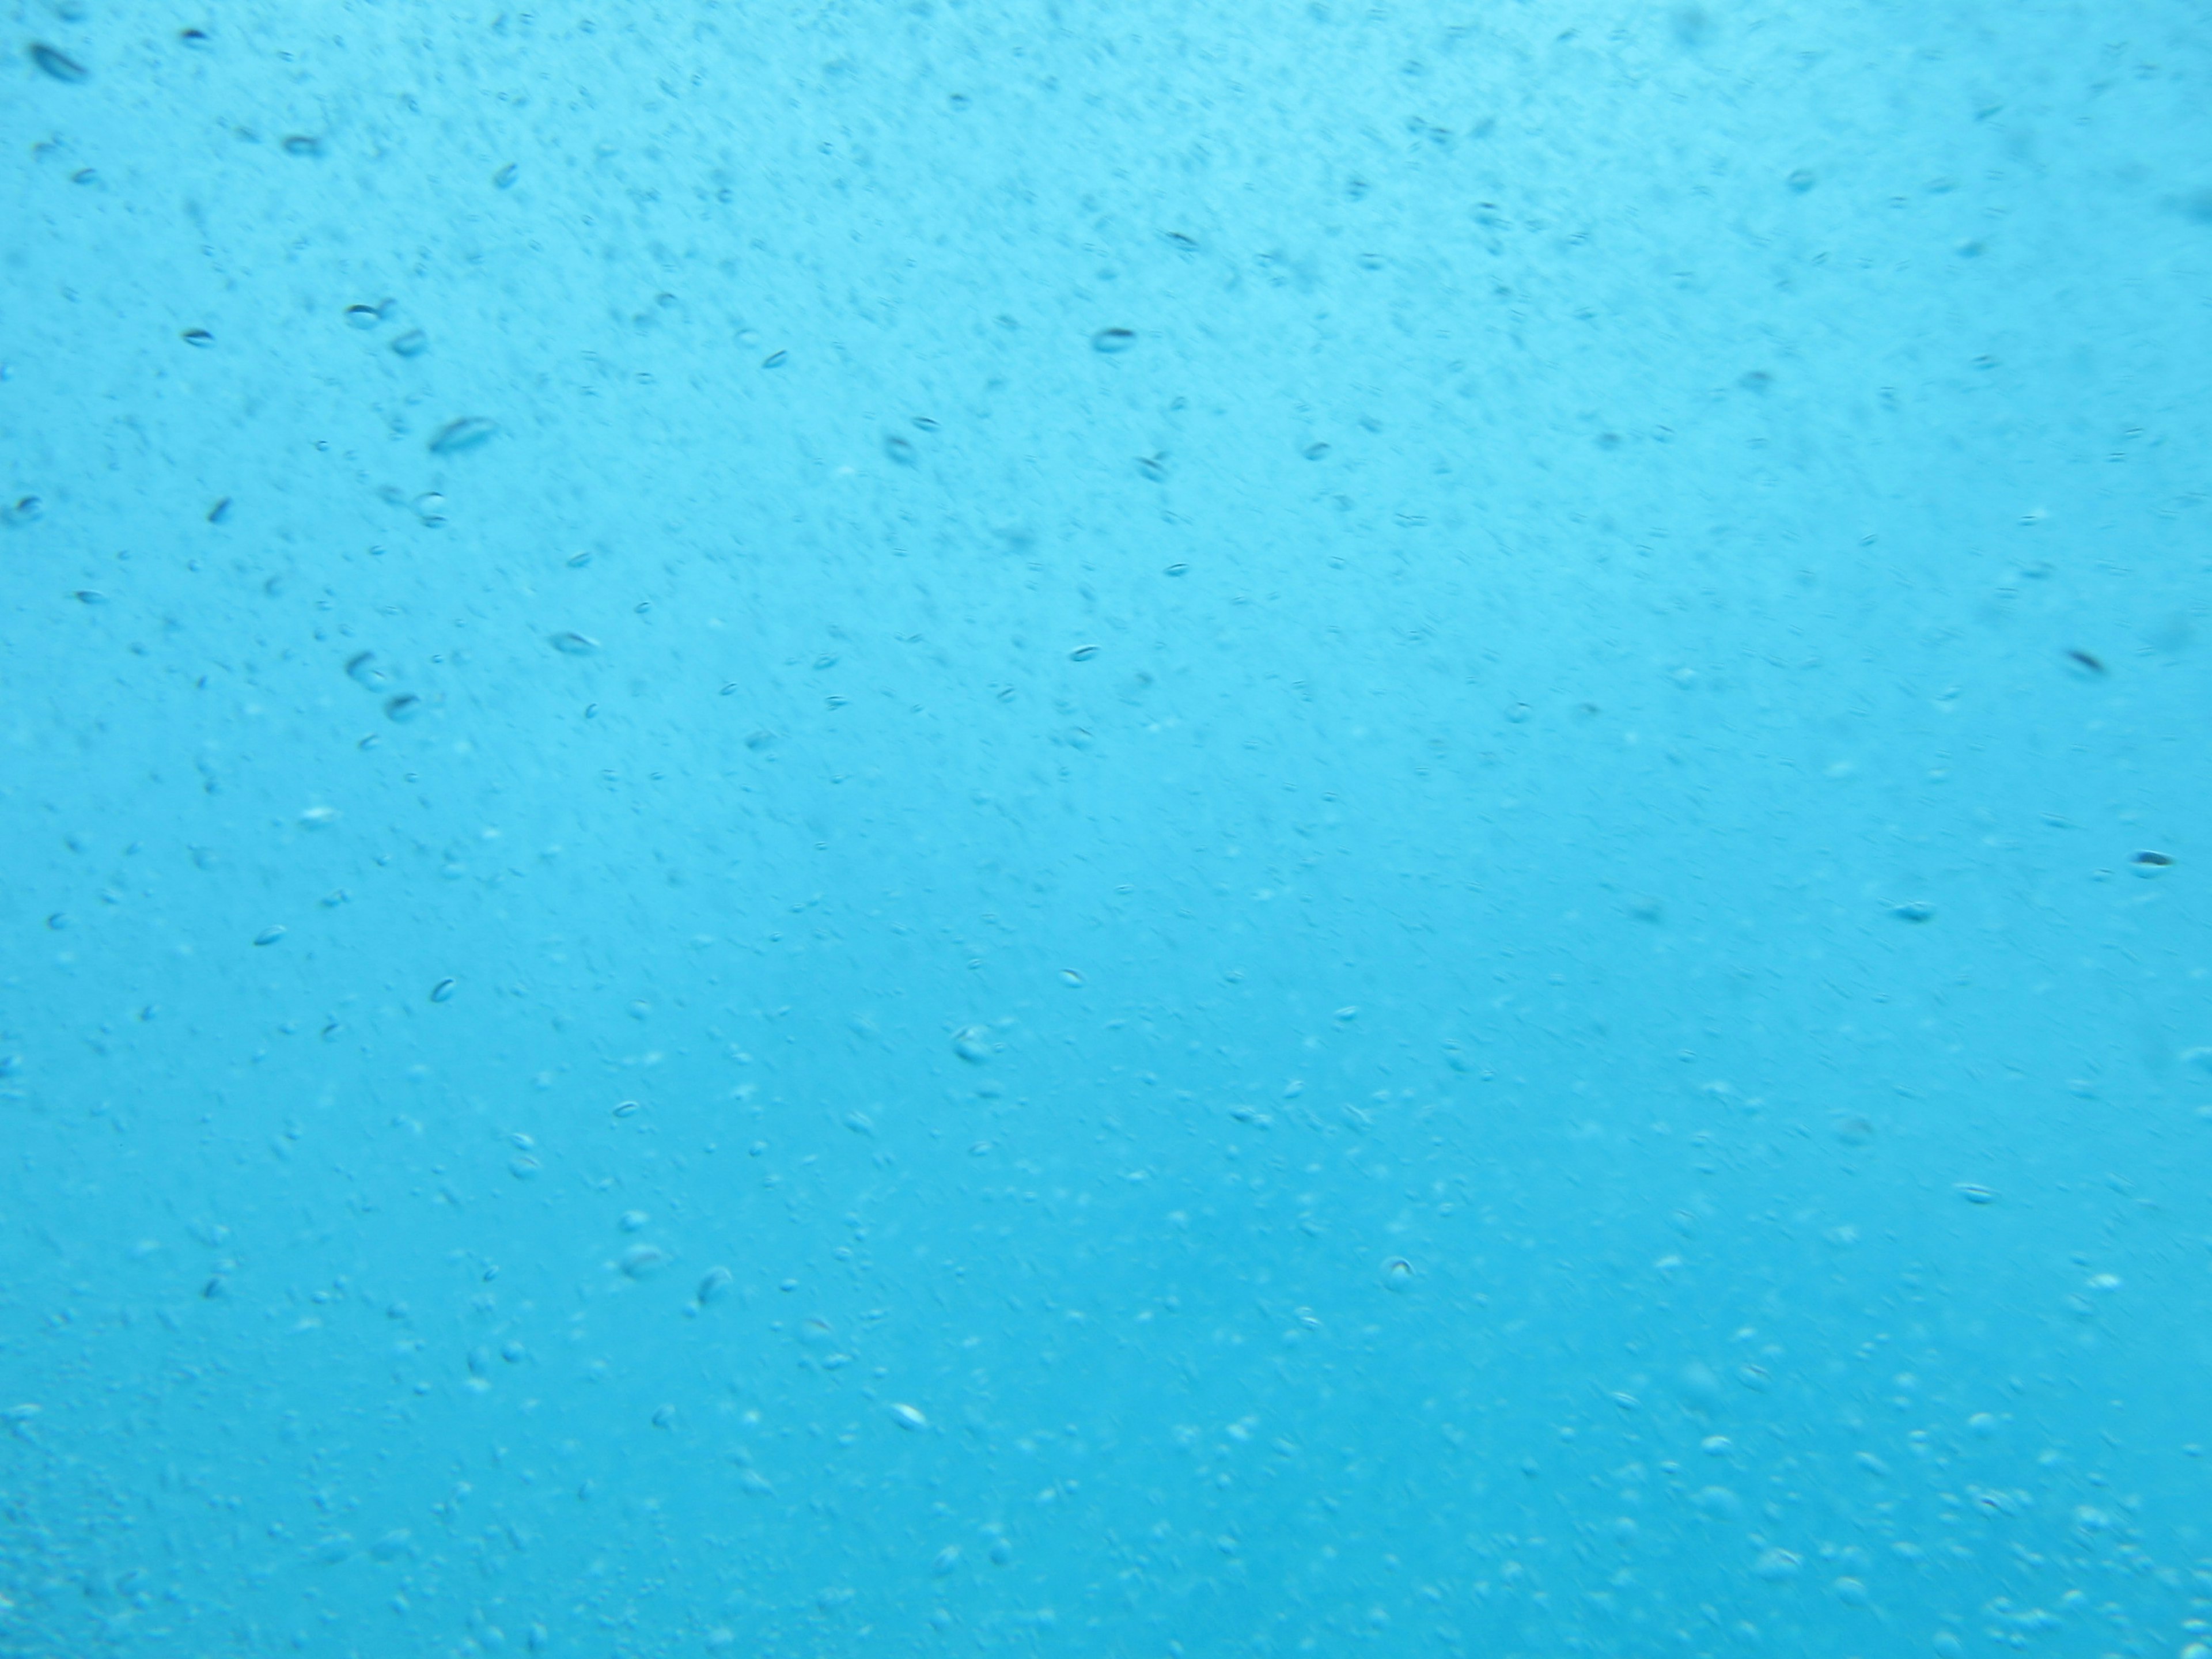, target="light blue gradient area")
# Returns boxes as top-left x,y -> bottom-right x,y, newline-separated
3,2 -> 2209,1654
